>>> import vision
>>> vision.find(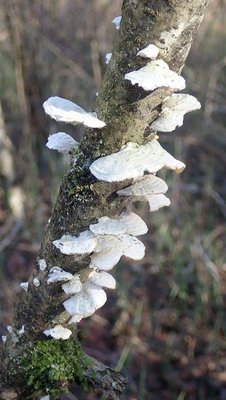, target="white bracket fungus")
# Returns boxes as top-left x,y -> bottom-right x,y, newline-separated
2,336 -> 7,343
18,325 -> 25,335
91,234 -> 145,271
43,324 -> 72,340
90,212 -> 147,237
137,44 -> 159,60
43,96 -> 106,128
68,315 -> 83,324
87,270 -> 116,289
61,276 -> 82,295
63,271 -> 115,322
33,277 -> 40,287
146,194 -> 171,211
7,325 -> 13,333
119,212 -> 148,236
117,175 -> 170,211
112,16 -> 122,30
38,259 -> 47,271
125,59 -> 185,91
47,267 -> 74,283
91,247 -> 121,271
40,31 -> 193,334
117,234 -> 145,260
47,267 -> 82,295
117,175 -> 168,197
105,53 -> 112,64
151,94 -> 201,132
63,282 -> 107,318
90,140 -> 185,182
53,230 -> 97,255
46,132 -> 78,154
20,281 -> 29,292
90,216 -> 126,236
